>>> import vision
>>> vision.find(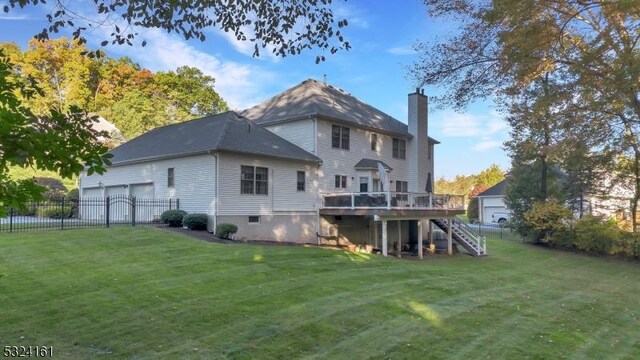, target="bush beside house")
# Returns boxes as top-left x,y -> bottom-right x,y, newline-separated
215,223 -> 238,239
160,210 -> 187,227
182,213 -> 208,230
